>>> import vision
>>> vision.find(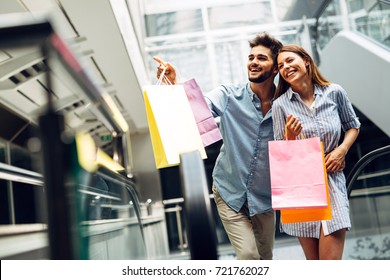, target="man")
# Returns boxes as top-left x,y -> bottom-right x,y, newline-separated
154,32 -> 283,259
